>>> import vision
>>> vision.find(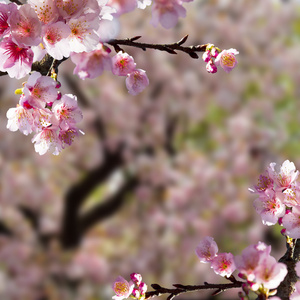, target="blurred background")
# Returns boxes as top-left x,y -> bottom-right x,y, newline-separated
1,0 -> 300,299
